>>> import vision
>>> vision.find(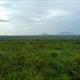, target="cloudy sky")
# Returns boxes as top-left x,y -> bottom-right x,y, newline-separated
0,0 -> 80,35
